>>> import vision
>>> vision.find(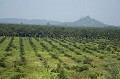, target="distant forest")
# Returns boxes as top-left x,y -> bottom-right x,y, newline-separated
0,23 -> 120,39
